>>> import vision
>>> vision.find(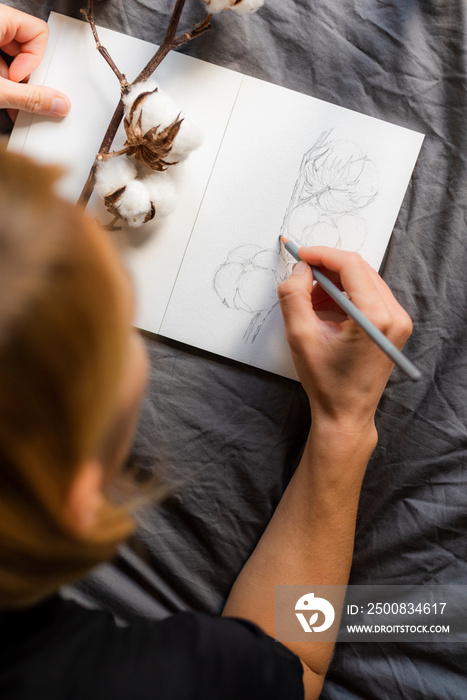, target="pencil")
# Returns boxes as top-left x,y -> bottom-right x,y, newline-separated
280,236 -> 422,382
